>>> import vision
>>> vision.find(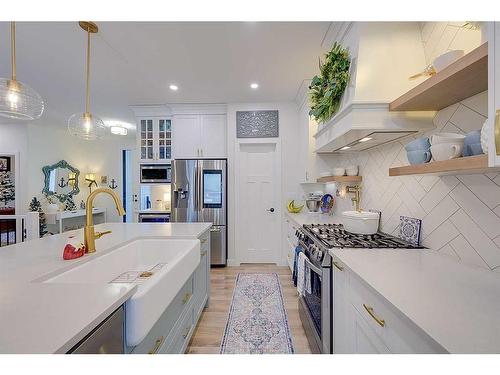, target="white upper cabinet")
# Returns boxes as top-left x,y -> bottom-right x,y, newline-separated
137,117 -> 172,162
172,114 -> 227,159
171,115 -> 202,159
488,22 -> 500,166
200,114 -> 227,158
